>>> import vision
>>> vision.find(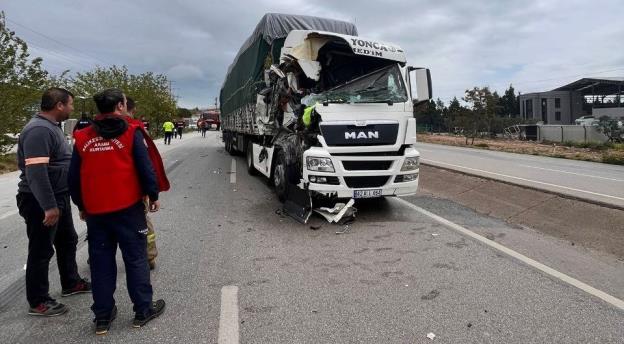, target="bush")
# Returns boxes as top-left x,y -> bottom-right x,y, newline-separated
0,153 -> 17,174
602,154 -> 624,165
